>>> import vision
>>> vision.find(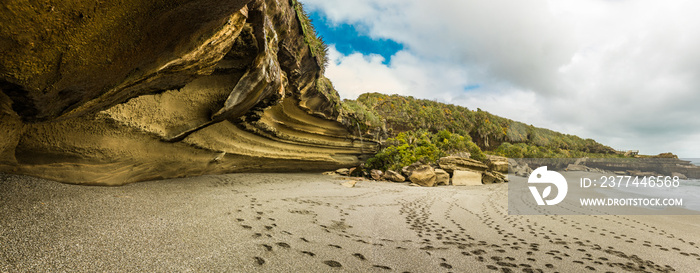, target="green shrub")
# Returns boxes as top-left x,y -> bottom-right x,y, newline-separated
366,130 -> 486,171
